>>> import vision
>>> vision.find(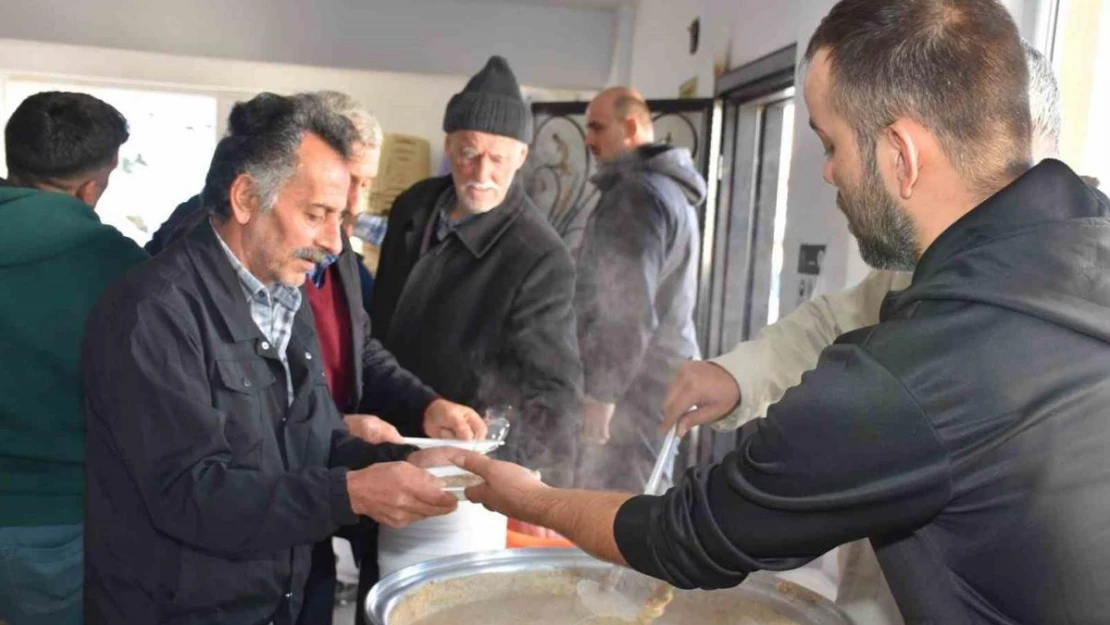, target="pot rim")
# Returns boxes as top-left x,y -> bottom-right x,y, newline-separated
364,547 -> 853,625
